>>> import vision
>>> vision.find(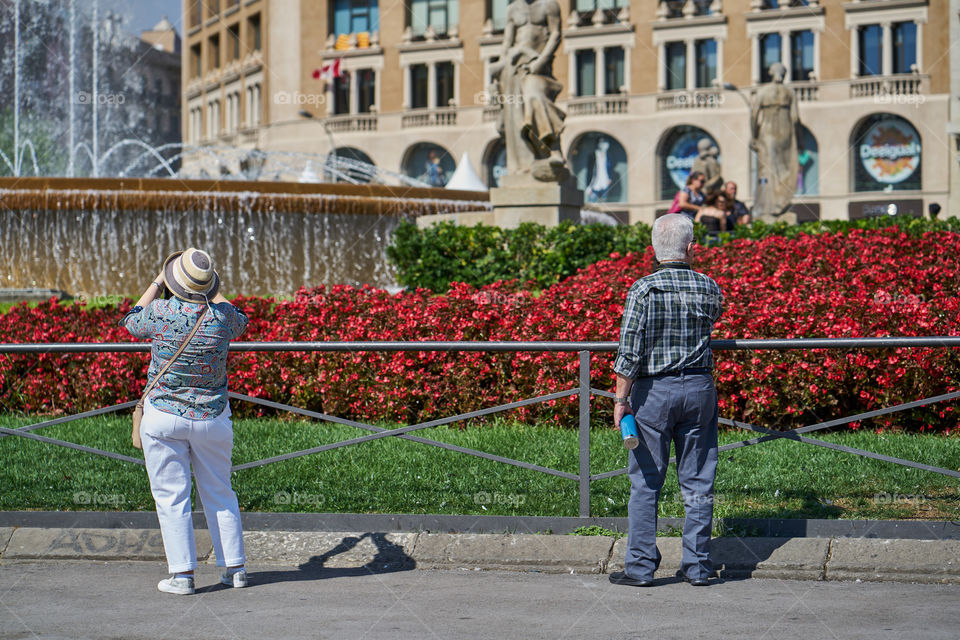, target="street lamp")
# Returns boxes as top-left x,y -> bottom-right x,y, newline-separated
298,109 -> 337,180
716,80 -> 752,110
